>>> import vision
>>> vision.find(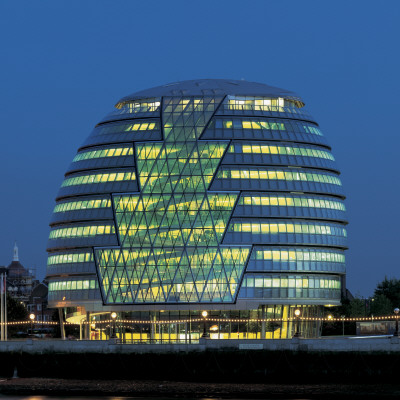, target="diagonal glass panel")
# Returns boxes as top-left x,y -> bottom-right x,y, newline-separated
95,96 -> 250,304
